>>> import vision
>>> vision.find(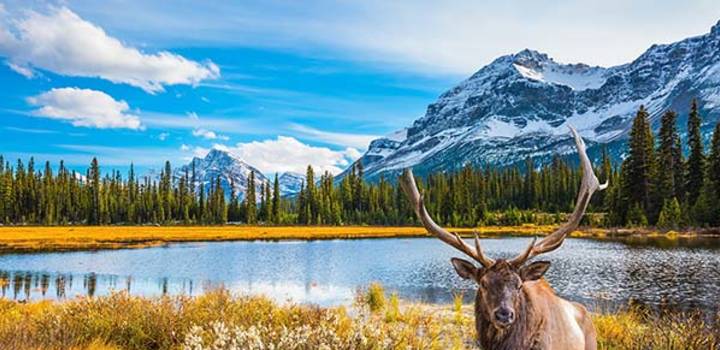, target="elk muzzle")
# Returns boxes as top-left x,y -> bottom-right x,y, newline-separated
493,306 -> 515,326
